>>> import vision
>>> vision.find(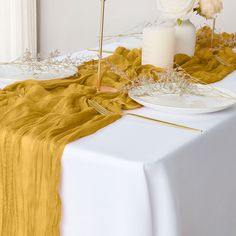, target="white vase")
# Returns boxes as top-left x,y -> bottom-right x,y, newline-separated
175,20 -> 196,57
